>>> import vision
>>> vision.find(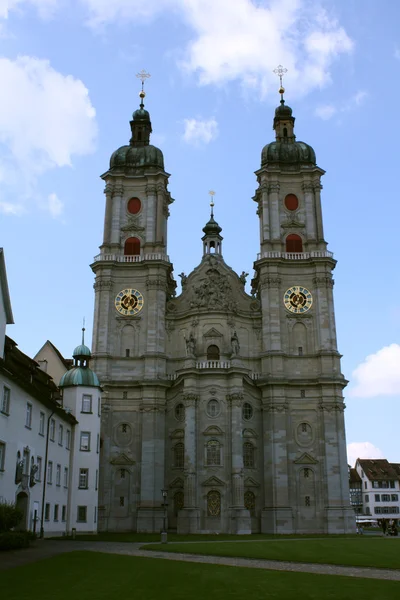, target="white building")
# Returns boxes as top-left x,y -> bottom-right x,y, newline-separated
0,248 -> 101,536
355,459 -> 400,521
